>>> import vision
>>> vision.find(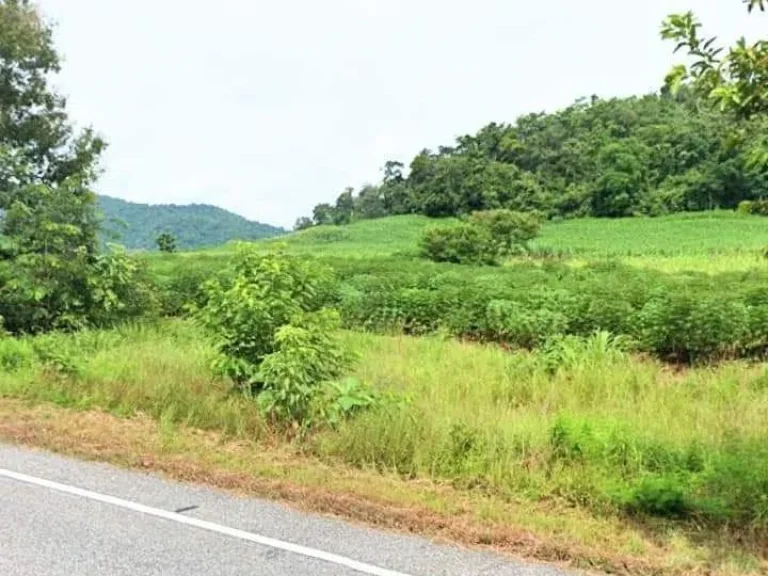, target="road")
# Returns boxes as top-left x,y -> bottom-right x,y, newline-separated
0,445 -> 577,576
